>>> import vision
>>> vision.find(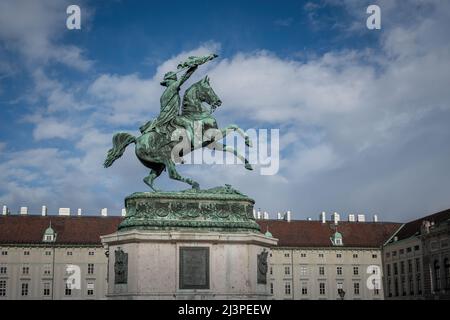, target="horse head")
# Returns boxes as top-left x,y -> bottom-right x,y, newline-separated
195,76 -> 222,109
